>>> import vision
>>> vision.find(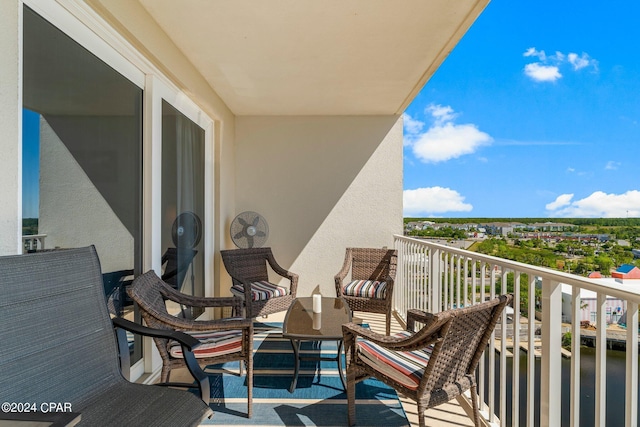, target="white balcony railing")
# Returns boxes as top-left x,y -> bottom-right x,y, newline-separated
22,234 -> 46,253
393,235 -> 640,427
